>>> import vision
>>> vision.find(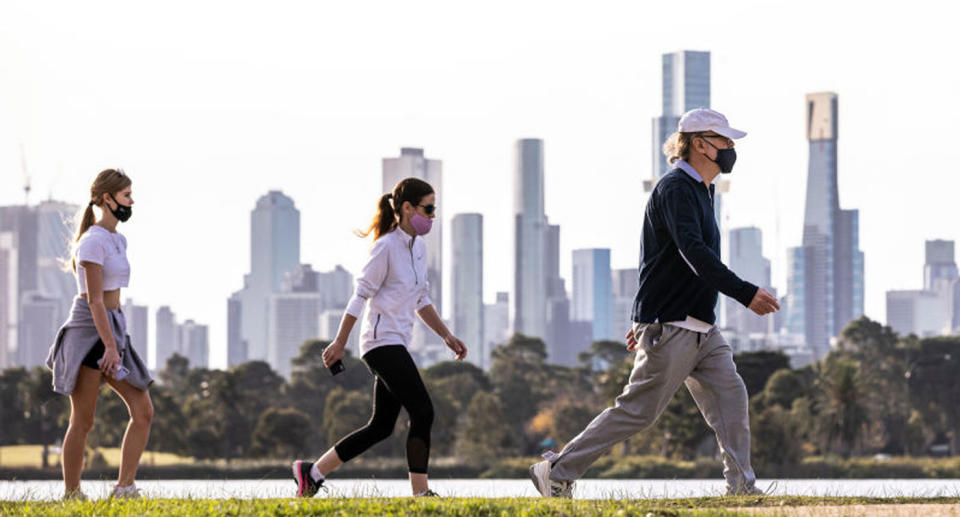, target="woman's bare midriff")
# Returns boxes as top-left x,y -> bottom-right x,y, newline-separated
81,289 -> 122,311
